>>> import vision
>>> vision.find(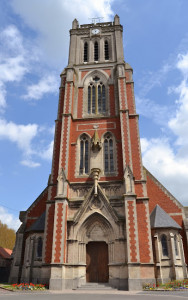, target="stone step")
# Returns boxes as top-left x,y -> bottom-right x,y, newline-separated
77,283 -> 116,290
